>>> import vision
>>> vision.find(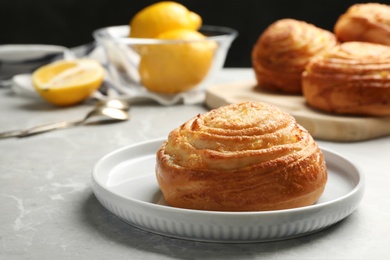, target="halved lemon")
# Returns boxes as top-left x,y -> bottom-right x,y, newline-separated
32,59 -> 104,106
